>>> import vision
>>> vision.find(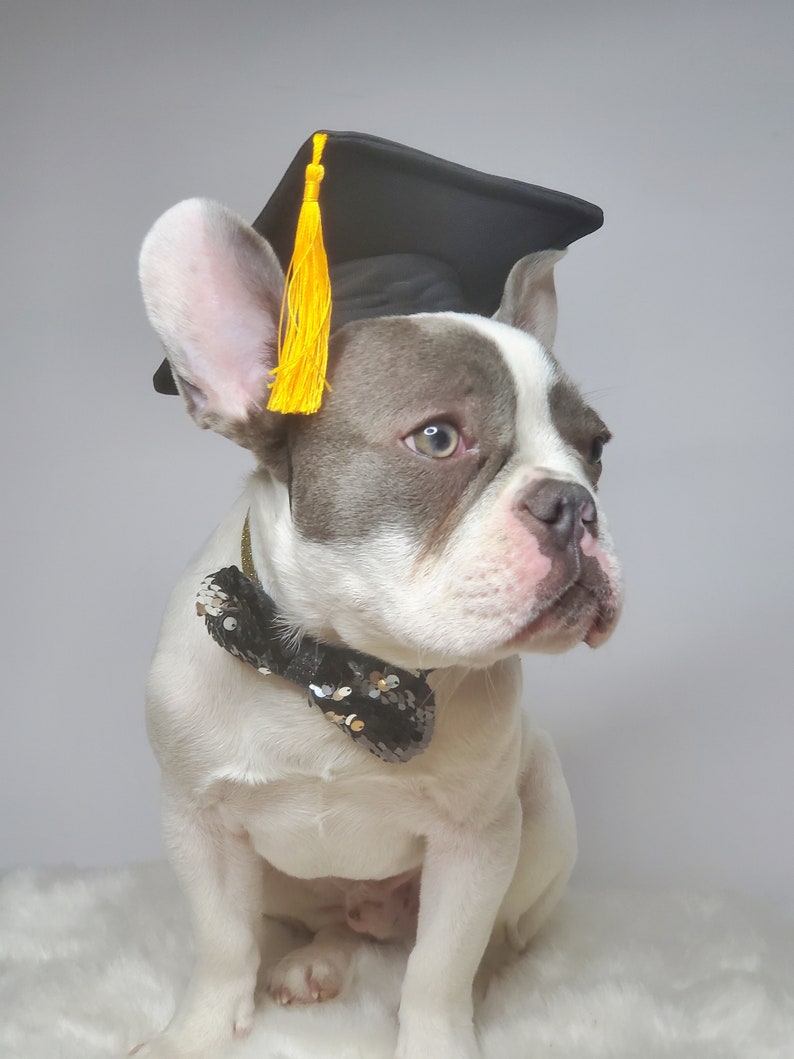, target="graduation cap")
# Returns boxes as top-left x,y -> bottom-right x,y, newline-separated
152,130 -> 603,411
